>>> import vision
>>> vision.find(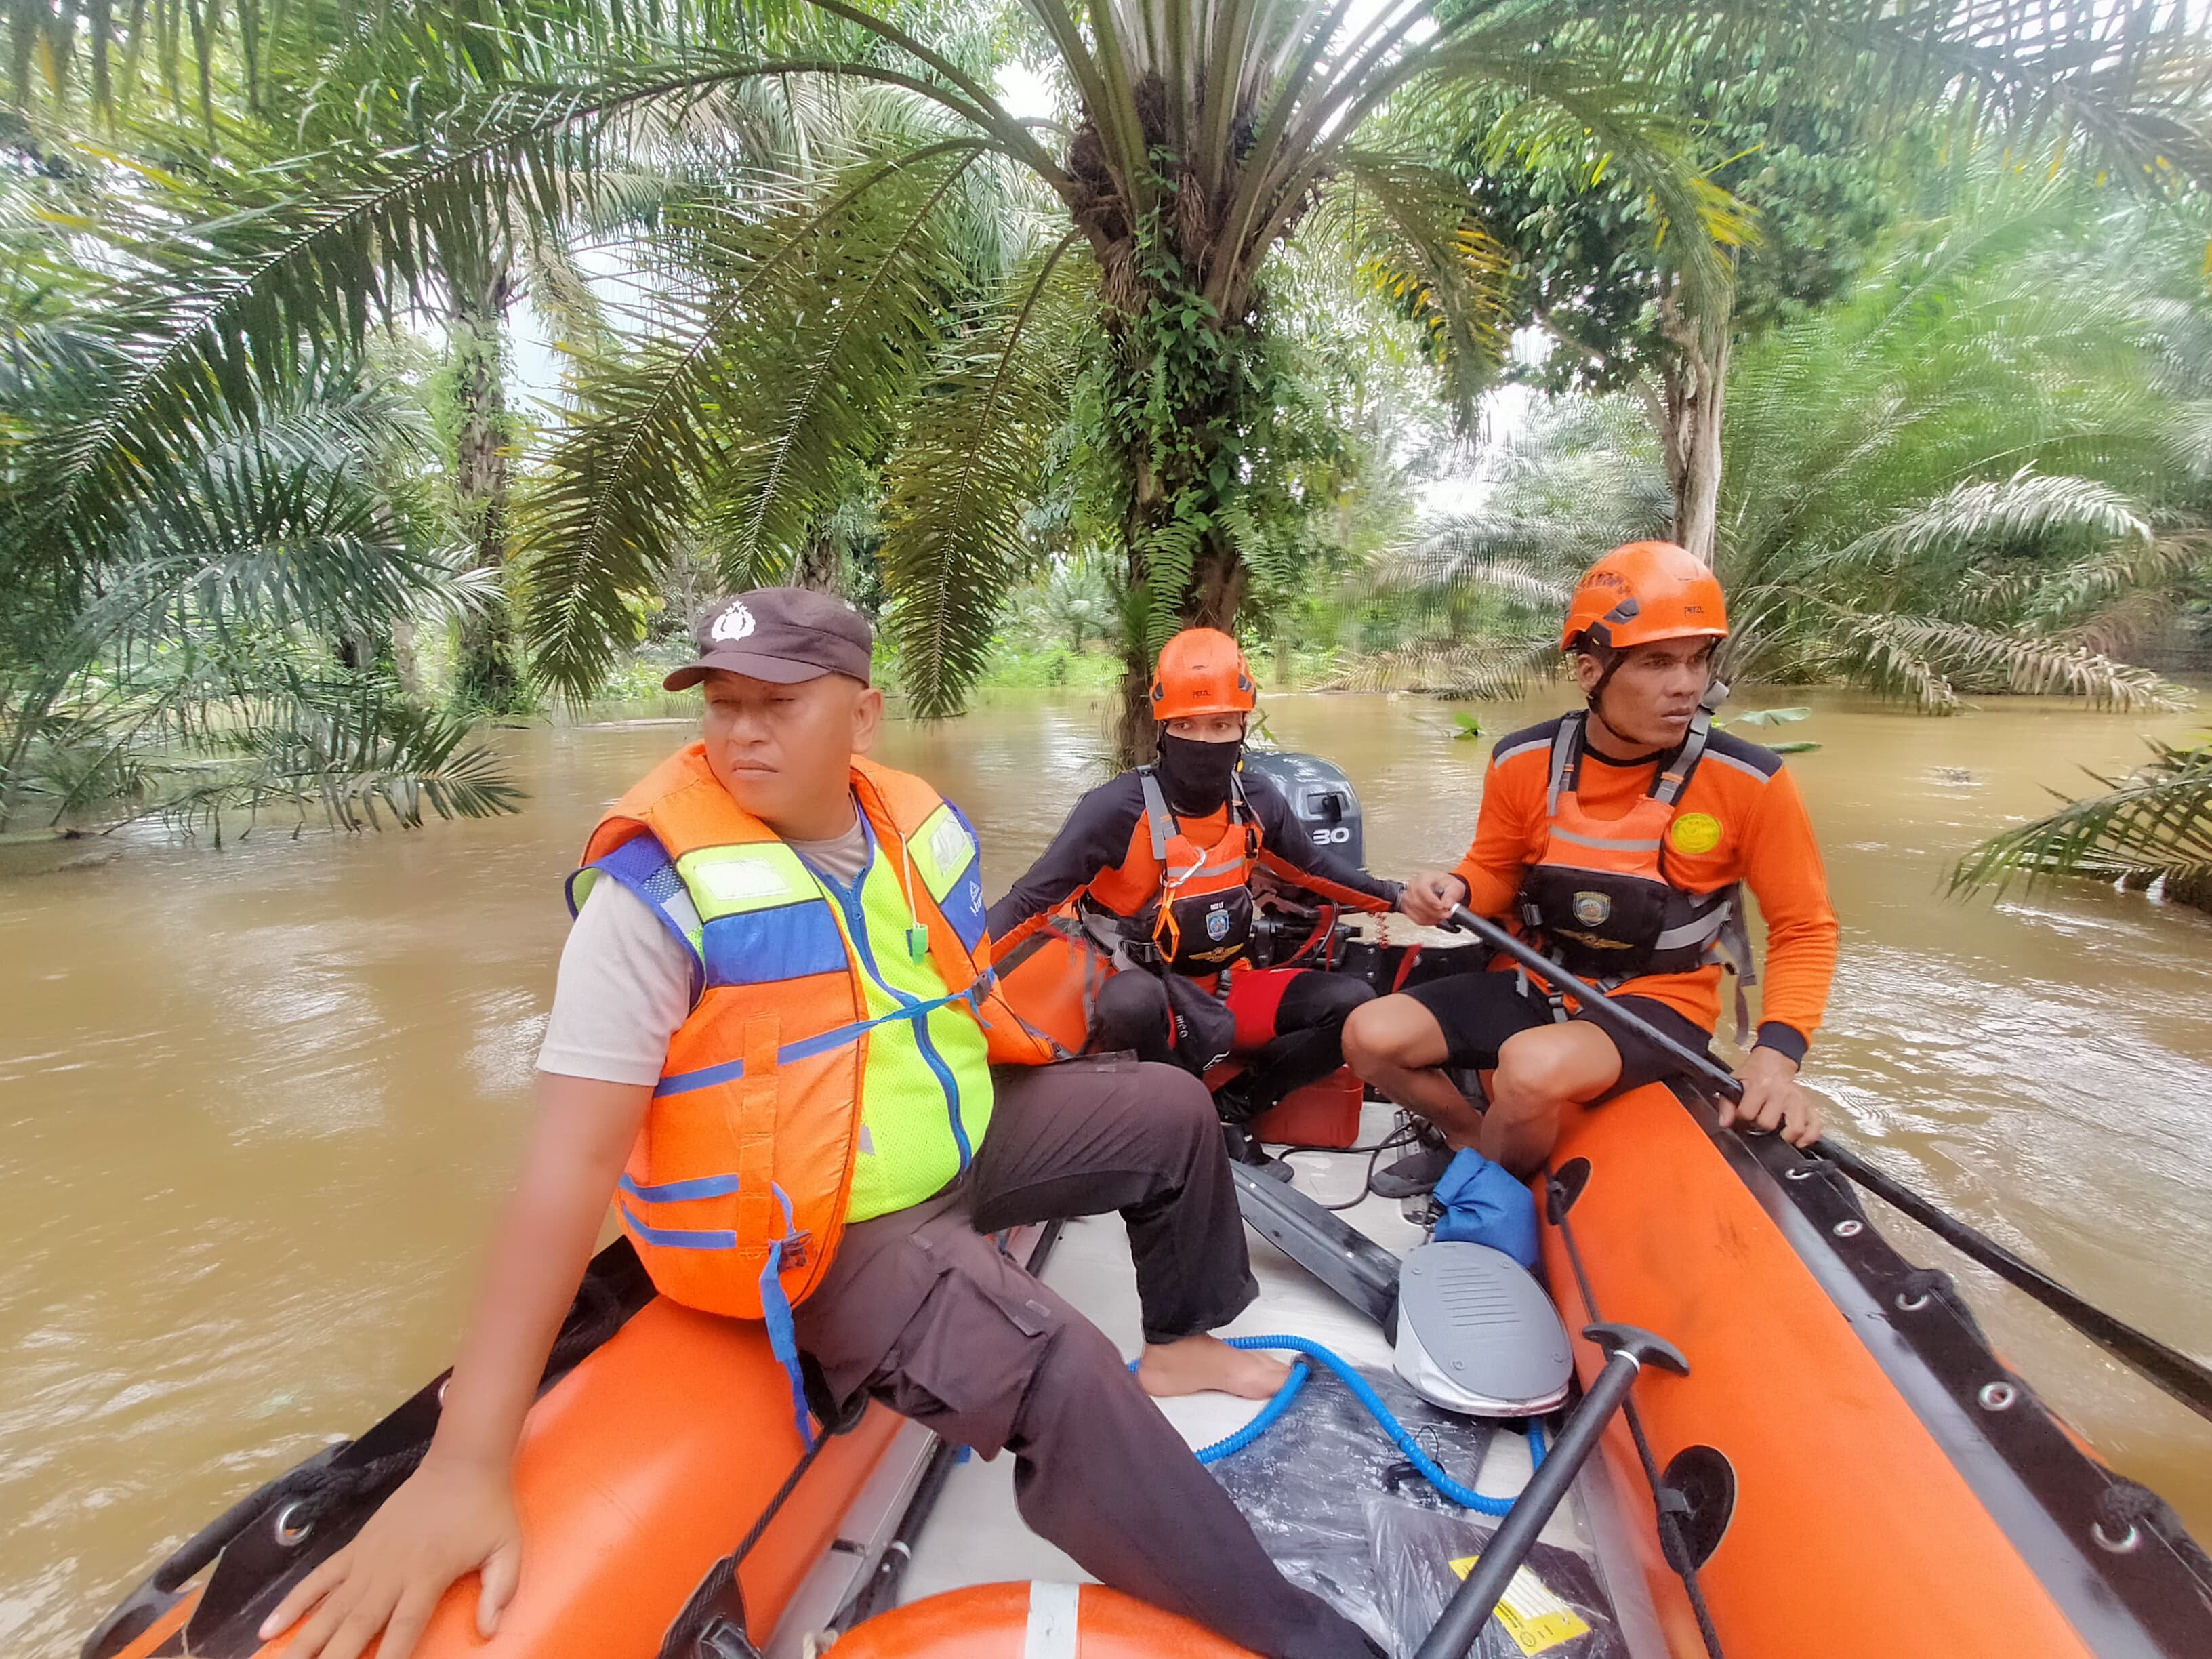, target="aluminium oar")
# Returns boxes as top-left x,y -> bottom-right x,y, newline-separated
1443,903 -> 2212,1428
